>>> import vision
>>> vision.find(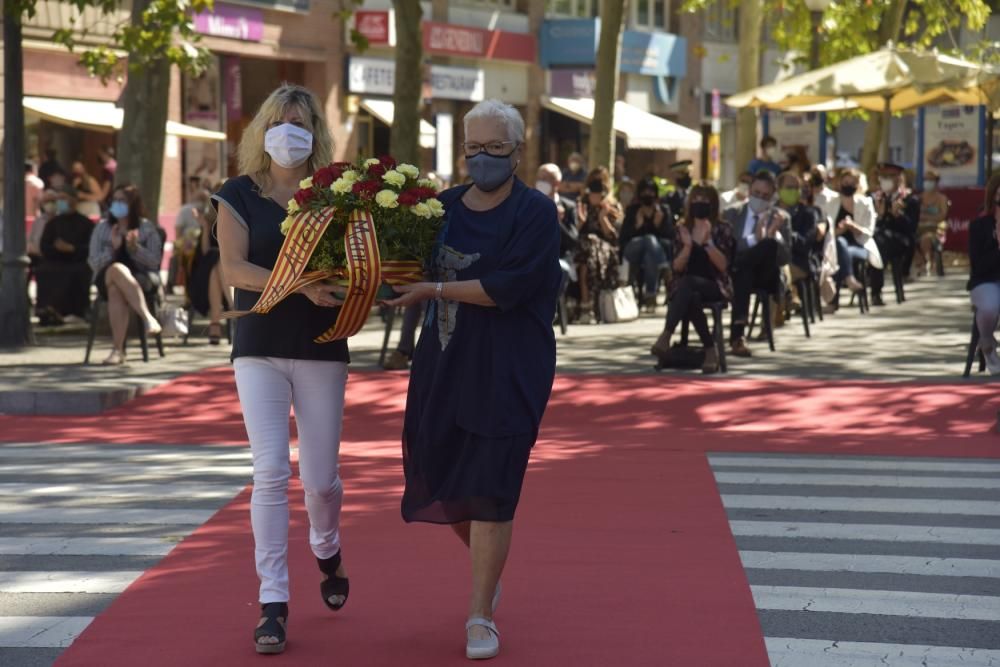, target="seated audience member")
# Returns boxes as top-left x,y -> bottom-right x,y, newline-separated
776,171 -> 821,296
616,178 -> 636,210
186,190 -> 229,344
650,184 -> 735,374
536,163 -> 579,258
575,166 -> 623,323
88,184 -> 164,365
170,179 -> 210,290
968,175 -> 1000,374
559,152 -> 587,198
722,171 -> 791,357
619,177 -> 674,308
34,189 -> 94,325
662,160 -> 693,220
870,162 -> 919,305
821,168 -> 882,311
720,172 -> 753,209
916,169 -> 950,276
808,165 -> 839,212
27,192 -> 58,262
